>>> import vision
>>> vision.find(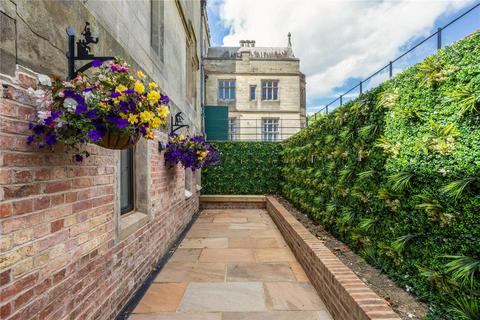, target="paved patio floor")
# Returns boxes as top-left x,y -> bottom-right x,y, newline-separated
129,208 -> 333,320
